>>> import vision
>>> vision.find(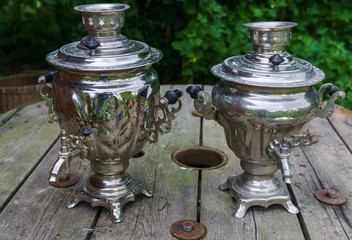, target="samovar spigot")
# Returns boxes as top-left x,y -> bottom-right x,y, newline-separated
48,130 -> 76,182
48,129 -> 92,186
266,130 -> 314,184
